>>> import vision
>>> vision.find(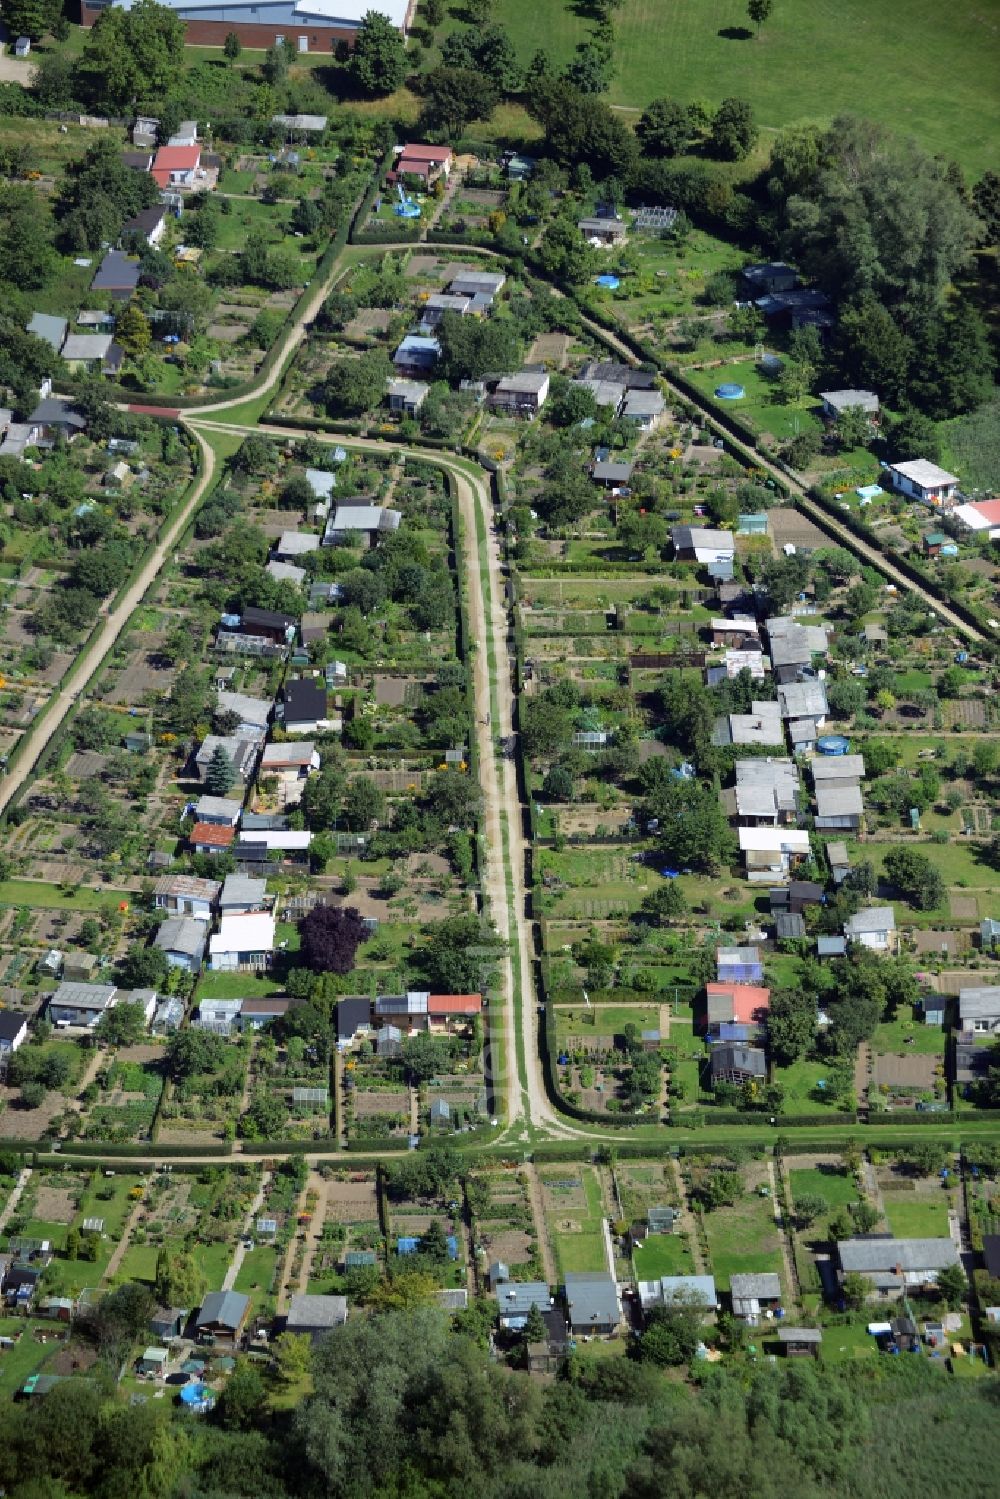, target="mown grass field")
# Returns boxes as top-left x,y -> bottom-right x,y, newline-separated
457,0 -> 998,174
